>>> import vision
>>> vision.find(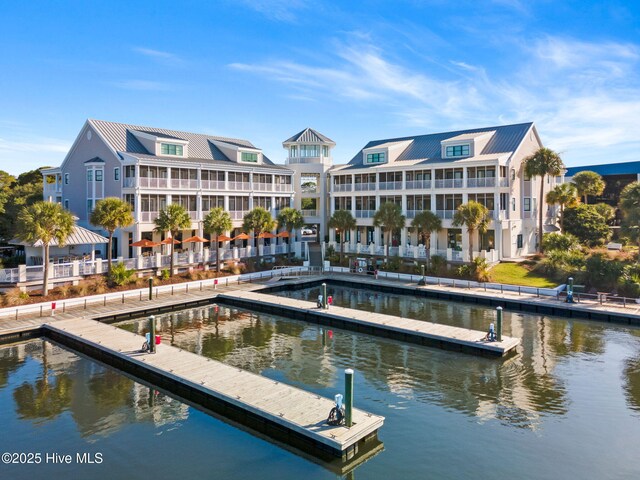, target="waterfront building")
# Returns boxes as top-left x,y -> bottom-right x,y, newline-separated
565,161 -> 640,207
327,122 -> 556,261
41,119 -> 295,260
282,128 -> 335,242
